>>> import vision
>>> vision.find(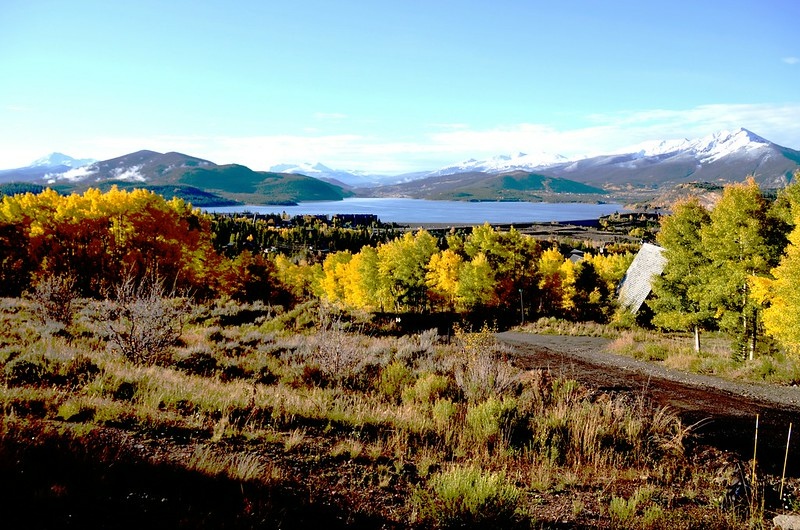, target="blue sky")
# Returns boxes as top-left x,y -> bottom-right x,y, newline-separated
1,0 -> 798,173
